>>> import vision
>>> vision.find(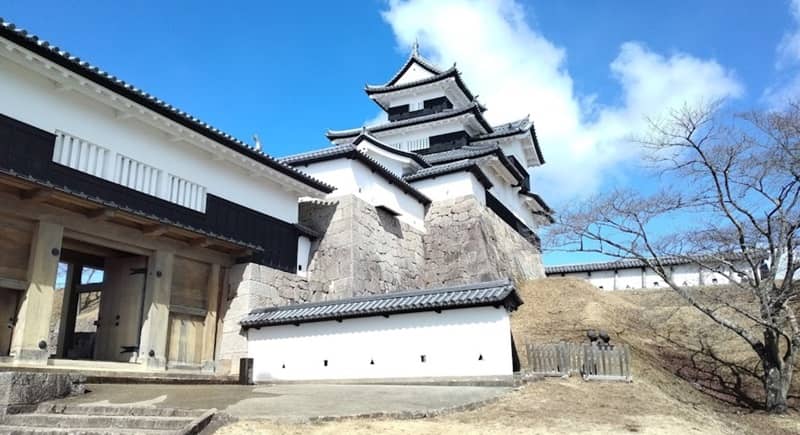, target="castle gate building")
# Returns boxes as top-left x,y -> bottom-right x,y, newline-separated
0,19 -> 332,372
